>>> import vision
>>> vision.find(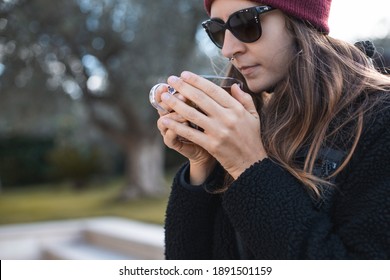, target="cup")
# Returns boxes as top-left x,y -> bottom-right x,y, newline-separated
149,75 -> 243,113
149,75 -> 243,141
